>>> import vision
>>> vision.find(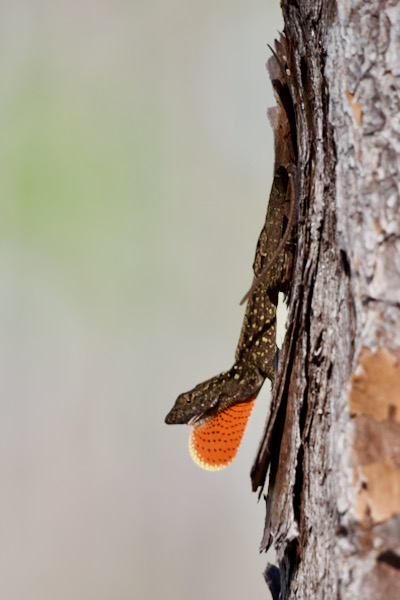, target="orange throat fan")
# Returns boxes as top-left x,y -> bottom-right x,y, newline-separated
188,397 -> 256,471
